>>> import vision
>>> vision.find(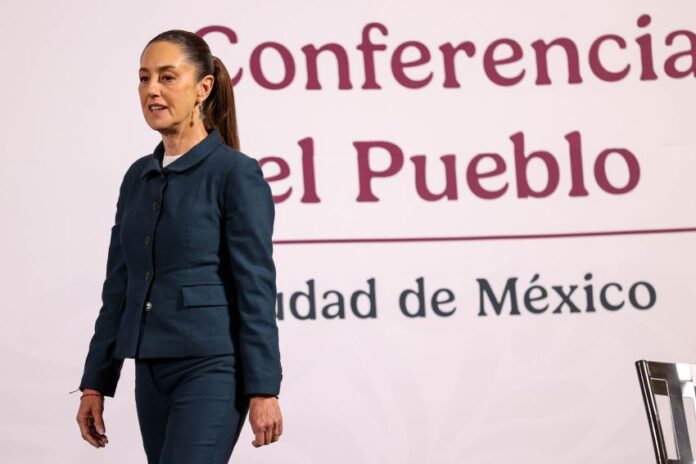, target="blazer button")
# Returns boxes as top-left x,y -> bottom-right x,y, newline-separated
152,200 -> 160,211
144,301 -> 153,311
145,270 -> 151,280
144,234 -> 151,245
